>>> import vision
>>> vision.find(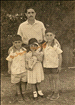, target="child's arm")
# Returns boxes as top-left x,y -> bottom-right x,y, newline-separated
25,53 -> 33,70
8,61 -> 12,74
33,51 -> 43,62
37,52 -> 43,62
30,56 -> 37,69
25,61 -> 30,70
58,53 -> 62,72
6,51 -> 13,74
